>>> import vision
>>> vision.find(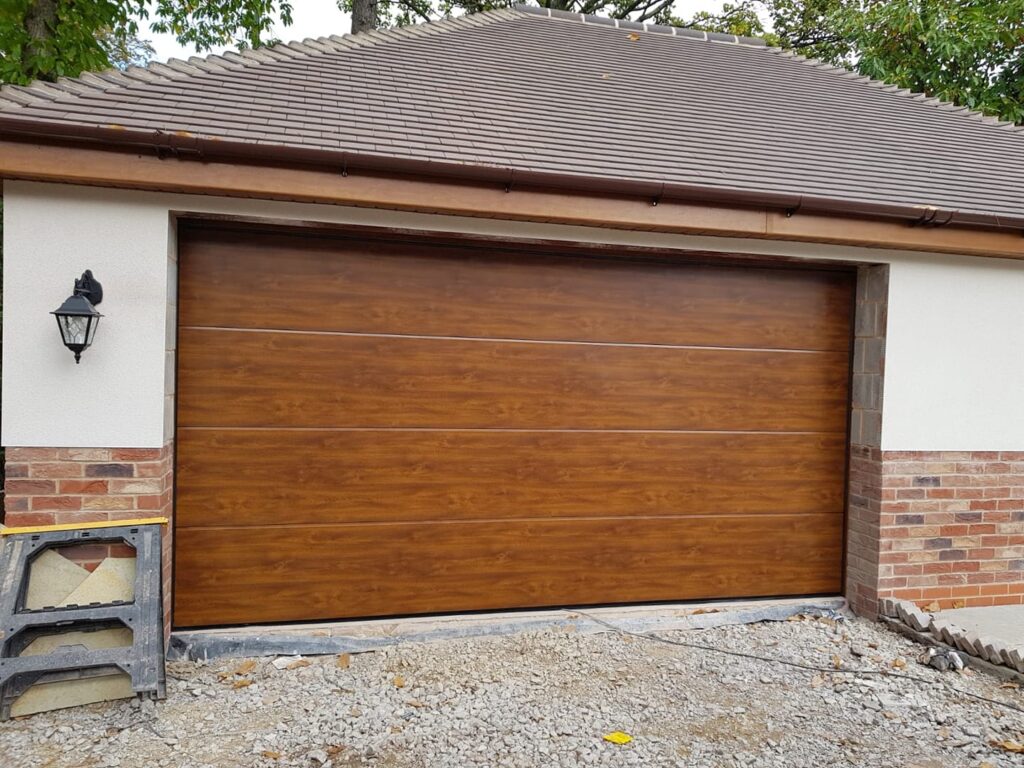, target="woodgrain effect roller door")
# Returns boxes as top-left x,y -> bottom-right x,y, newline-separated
173,225 -> 853,627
